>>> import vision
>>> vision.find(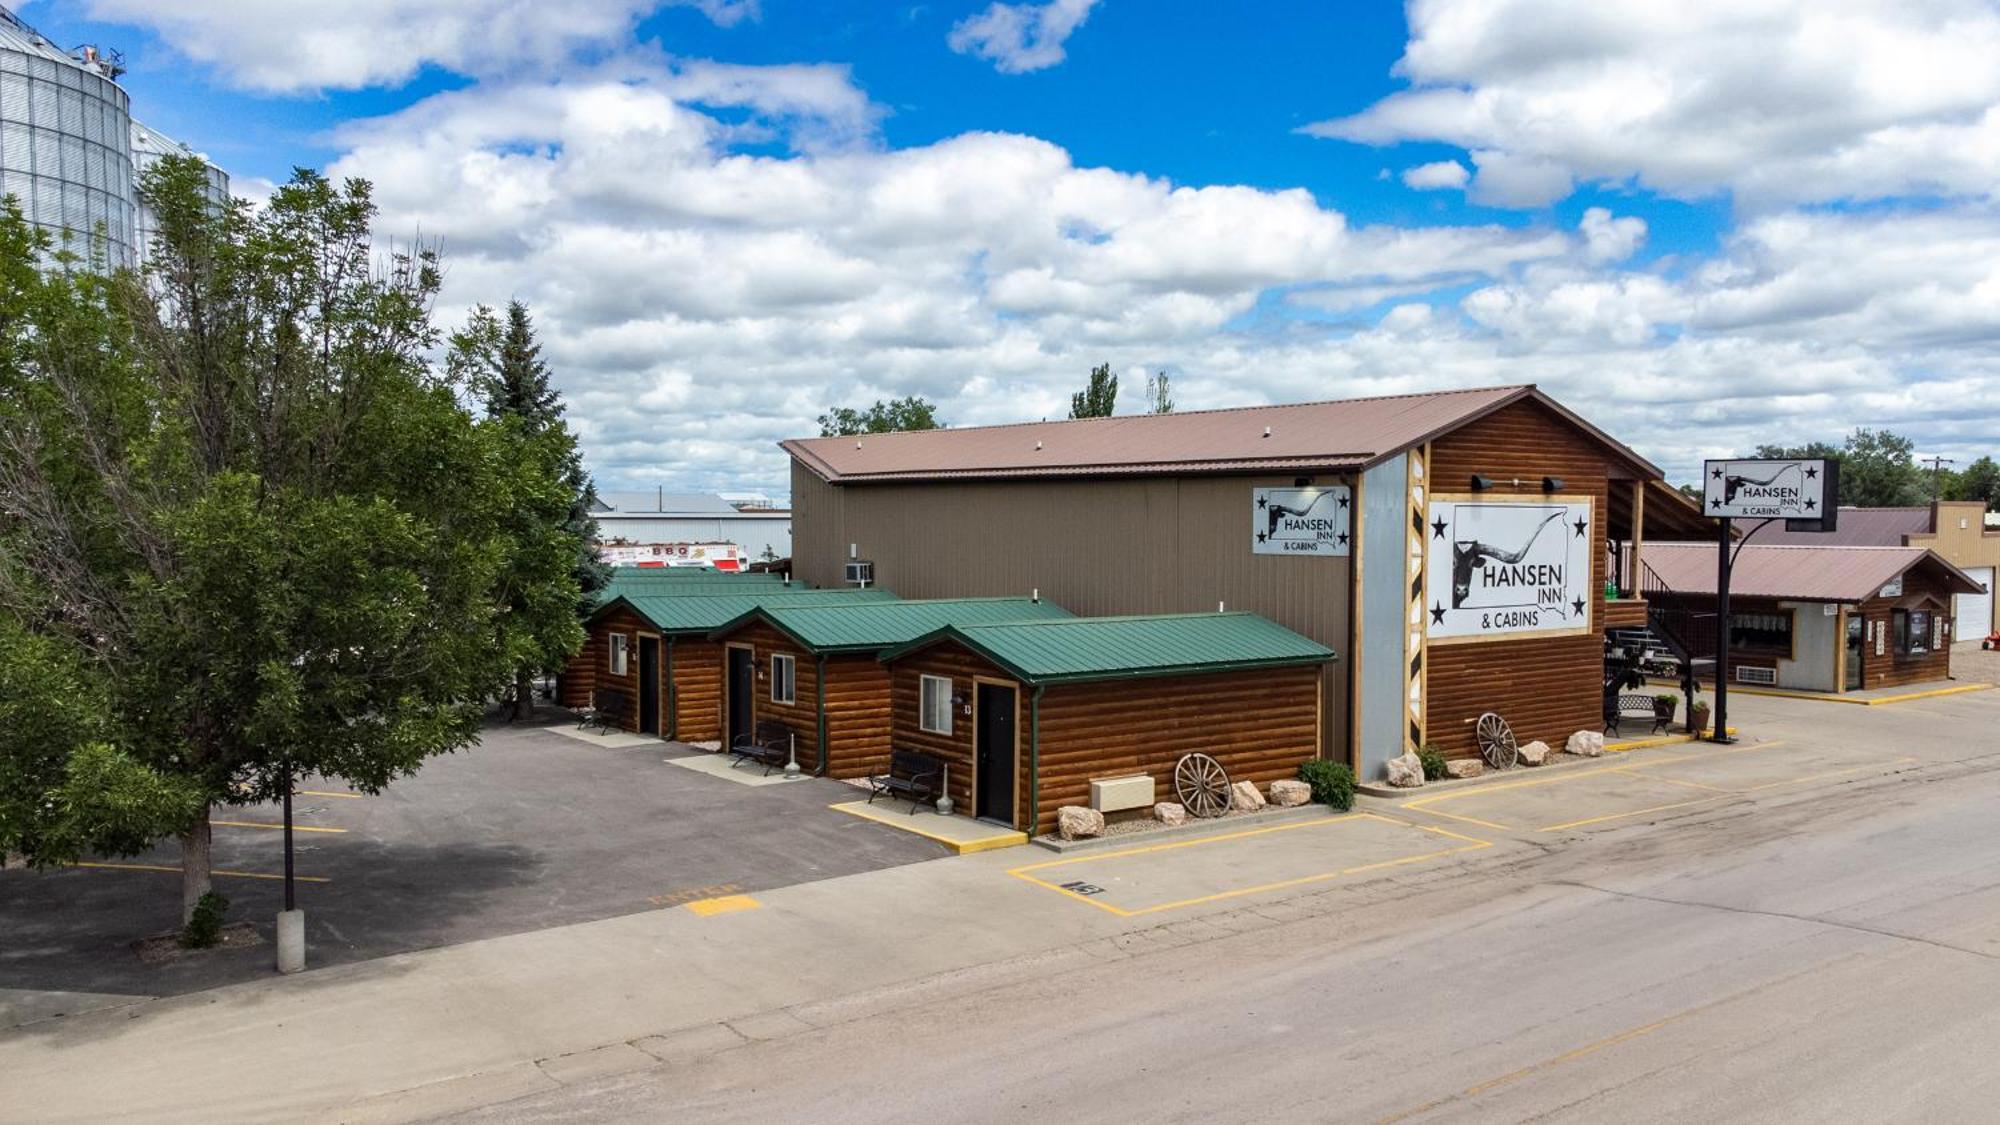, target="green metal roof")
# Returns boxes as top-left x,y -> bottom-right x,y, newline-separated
878,612 -> 1336,684
598,587 -> 896,633
710,597 -> 1072,653
592,572 -> 797,606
